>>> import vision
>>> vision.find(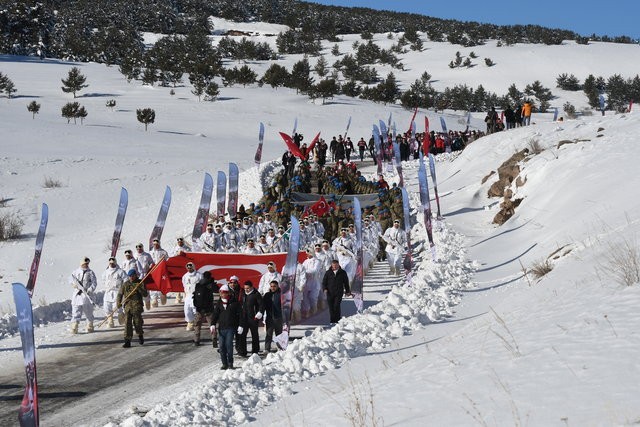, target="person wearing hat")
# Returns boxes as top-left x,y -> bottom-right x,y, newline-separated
258,261 -> 282,295
133,243 -> 154,310
331,228 -> 356,283
69,257 -> 98,334
121,249 -> 138,276
301,248 -> 324,318
102,257 -> 128,328
227,276 -> 243,303
171,237 -> 191,257
238,280 -> 263,357
382,219 -> 407,276
117,269 -> 148,348
211,284 -> 241,369
182,262 -> 202,331
322,260 -> 352,325
256,234 -> 270,254
198,223 -> 225,252
149,238 -> 169,307
242,238 -> 261,254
